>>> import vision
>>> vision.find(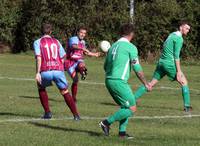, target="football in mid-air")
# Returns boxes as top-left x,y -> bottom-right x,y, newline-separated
100,40 -> 111,52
